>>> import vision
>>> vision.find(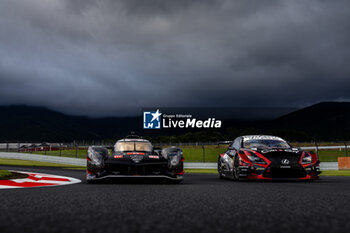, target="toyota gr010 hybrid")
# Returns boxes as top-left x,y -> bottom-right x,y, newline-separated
86,136 -> 184,183
218,135 -> 321,180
